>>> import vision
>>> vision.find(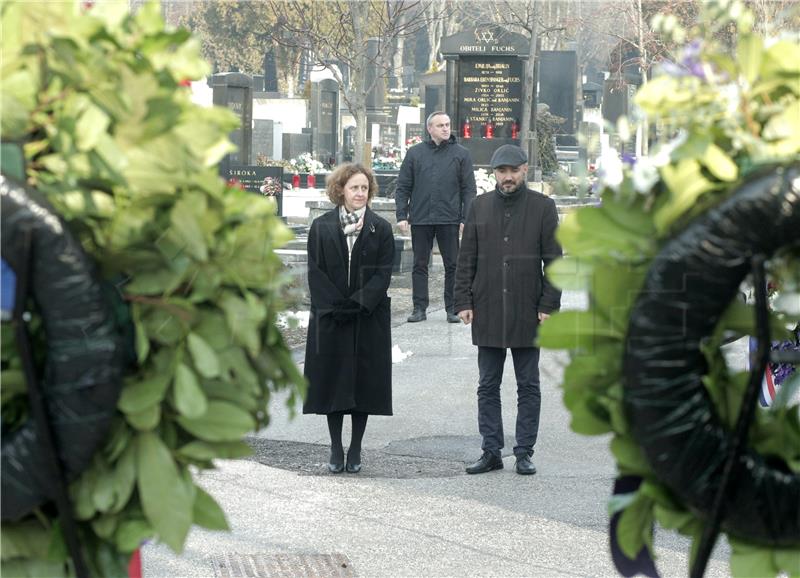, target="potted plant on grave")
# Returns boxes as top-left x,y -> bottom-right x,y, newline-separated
0,2 -> 304,576
538,2 -> 799,576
